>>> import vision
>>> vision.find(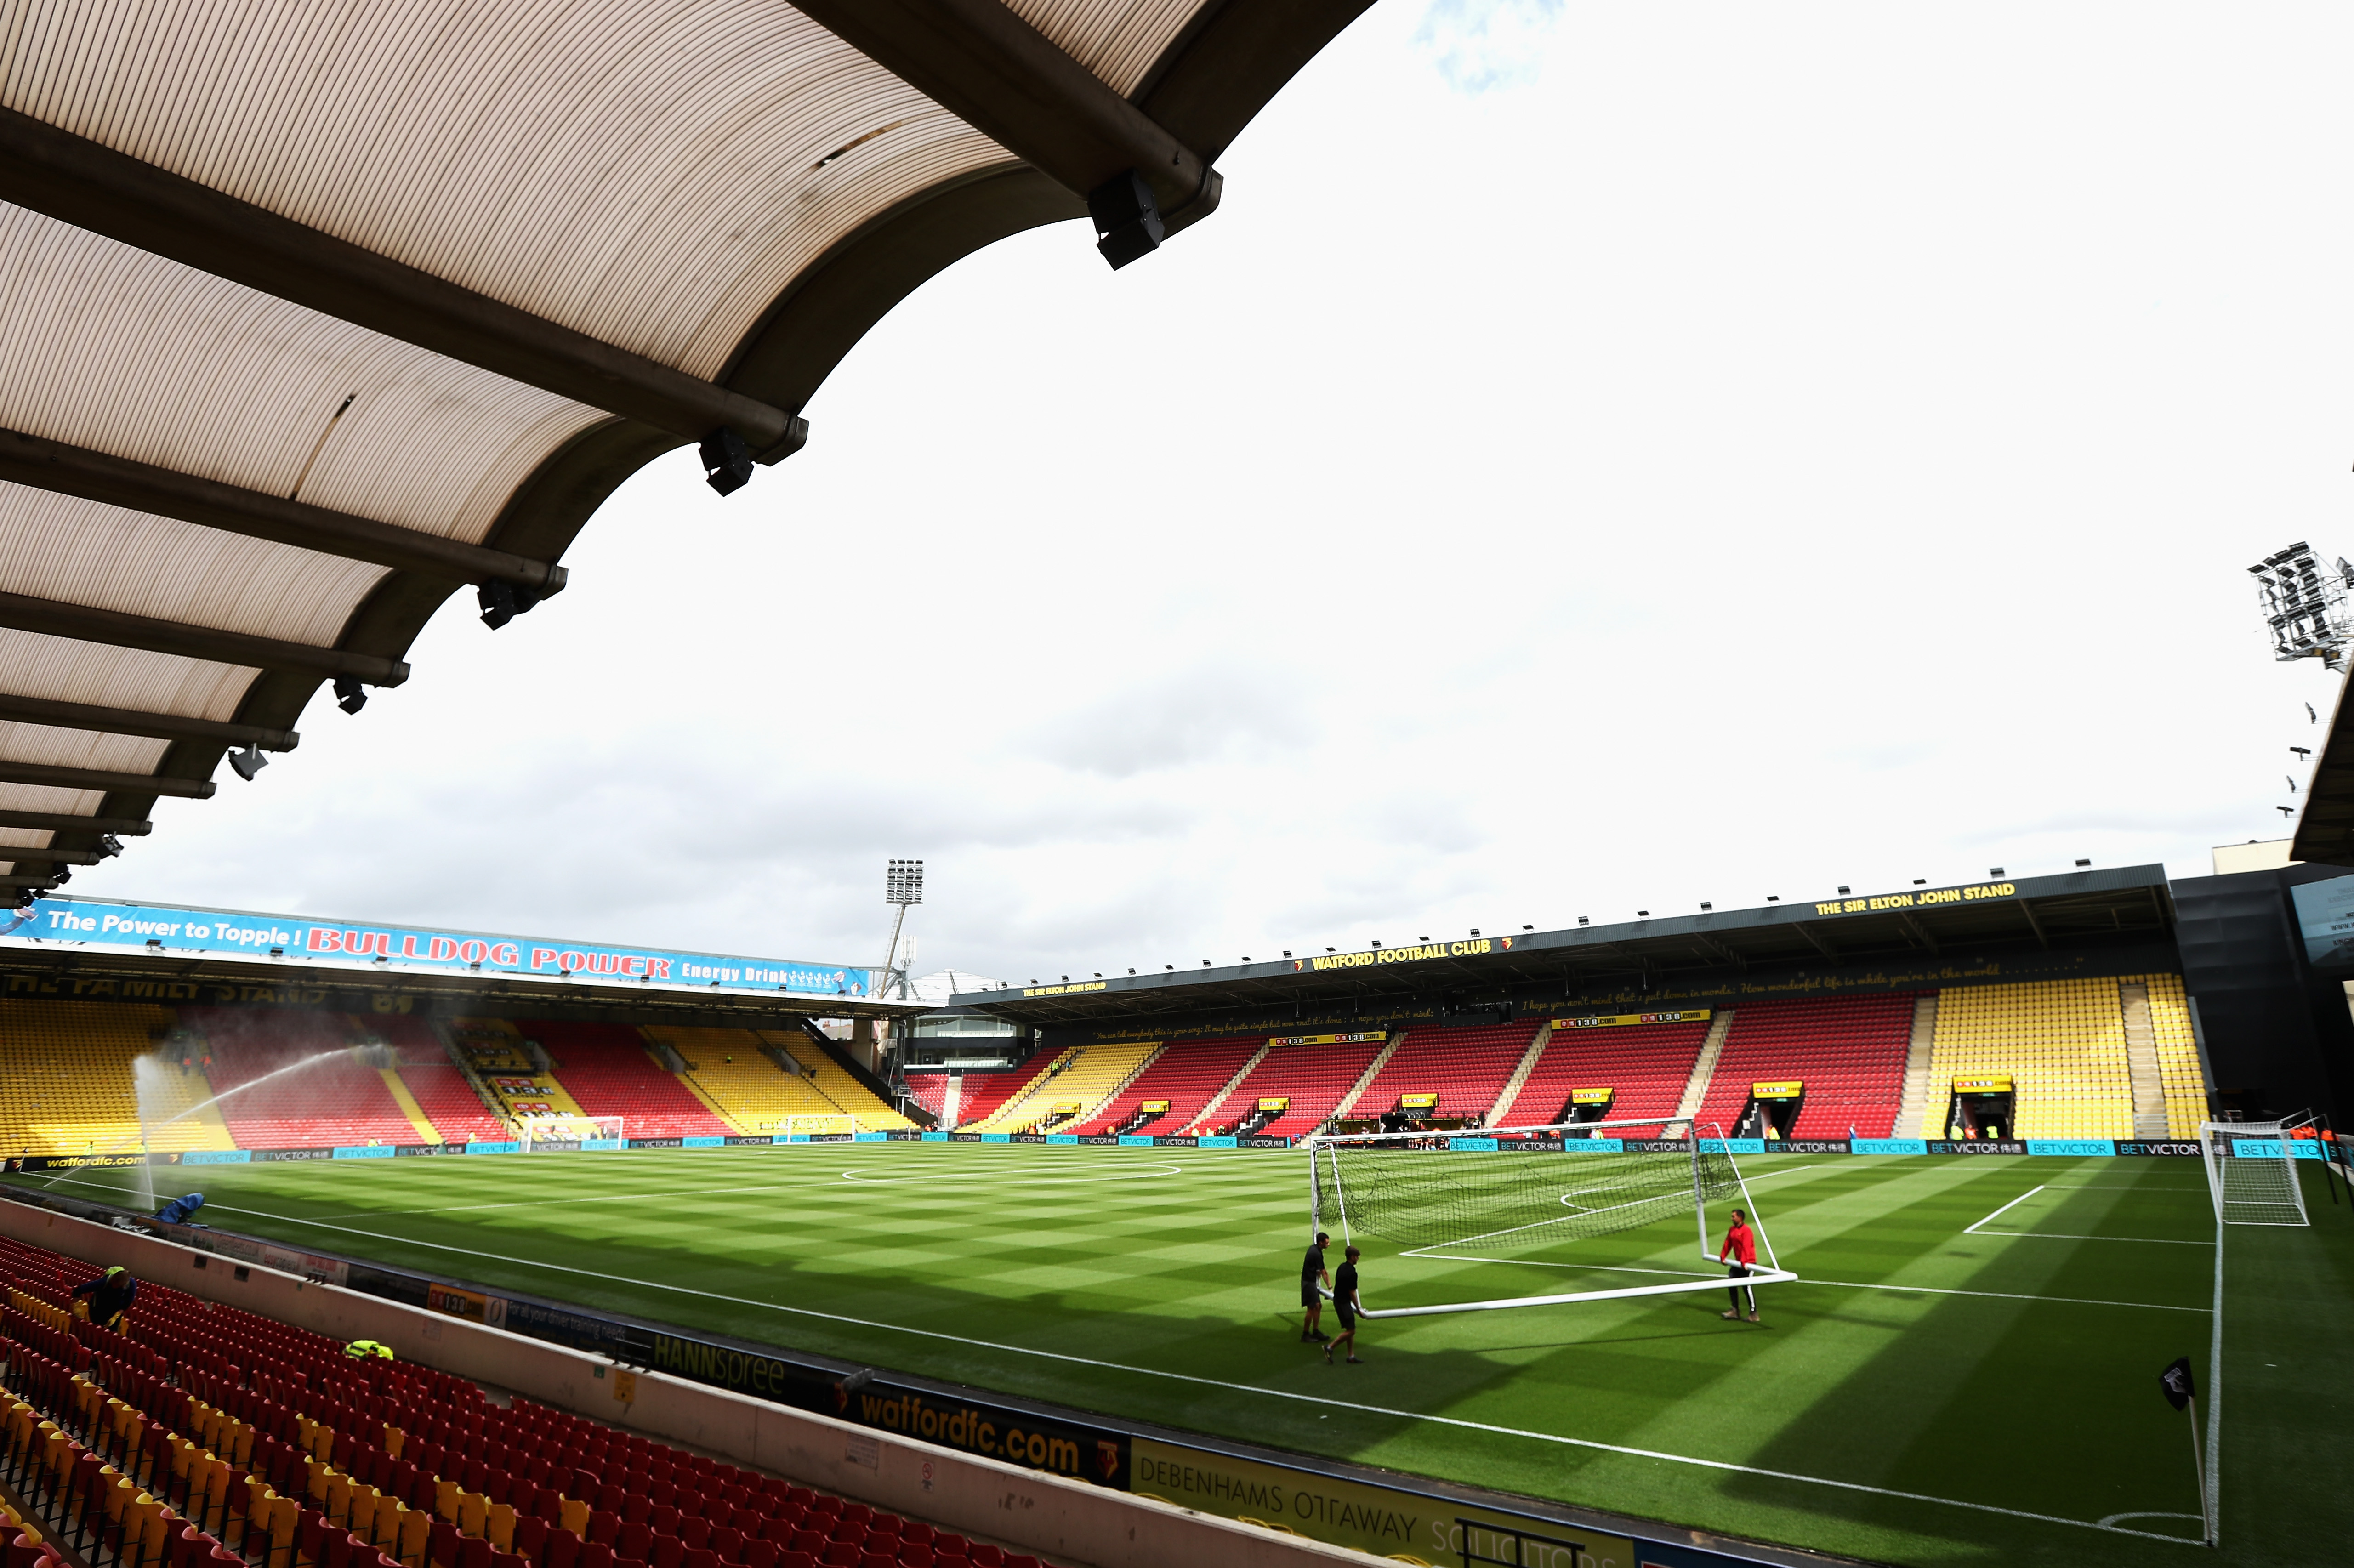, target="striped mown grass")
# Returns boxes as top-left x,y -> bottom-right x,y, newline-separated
15,1145 -> 2348,1568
